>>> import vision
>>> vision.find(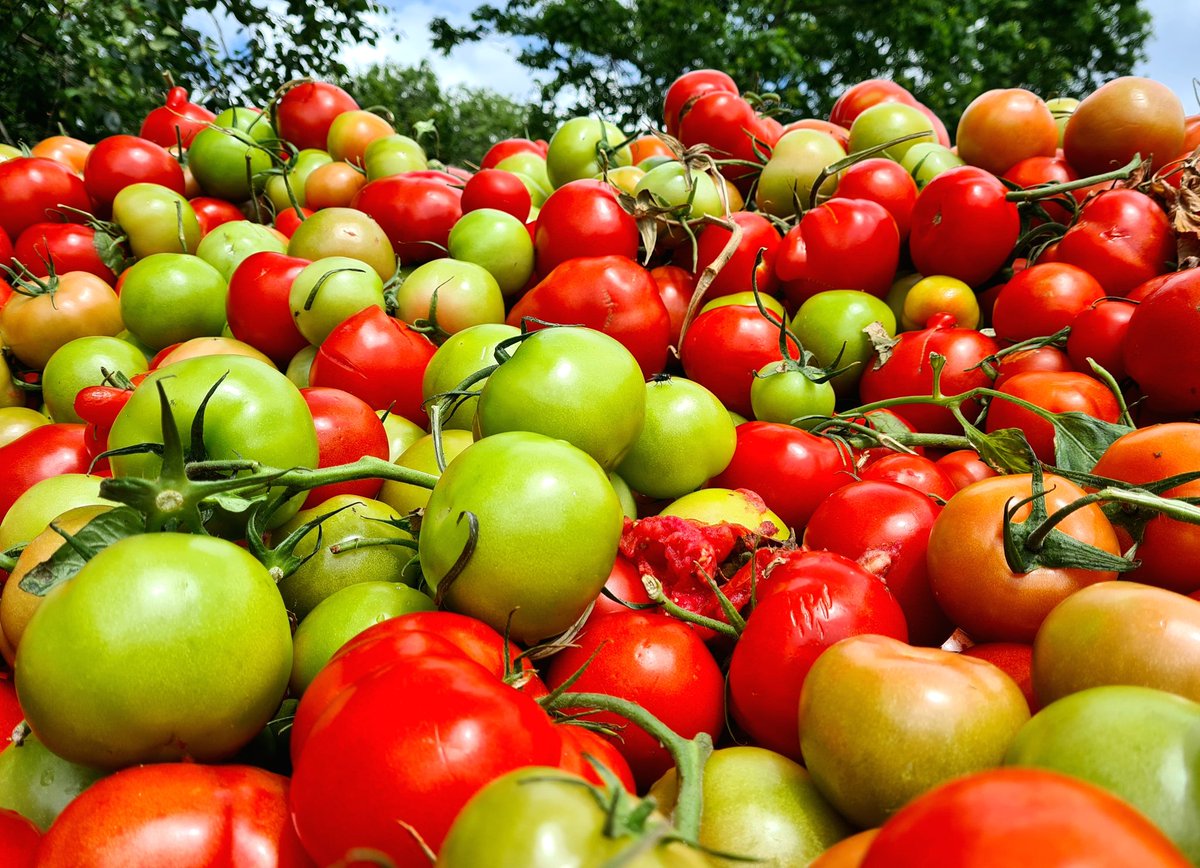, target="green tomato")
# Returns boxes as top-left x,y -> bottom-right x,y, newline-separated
287,344 -> 318,389
107,354 -> 318,527
546,117 -> 632,188
1045,96 -> 1079,146
755,130 -> 846,218
848,102 -> 937,162
0,474 -> 113,552
394,258 -> 505,335
0,355 -> 25,409
700,293 -> 787,319
633,161 -> 724,220
650,746 -> 854,866
111,182 -> 201,257
447,209 -> 535,297
422,323 -> 520,431
287,207 -> 397,283
900,142 -> 964,188
616,376 -> 735,500
15,532 -> 293,769
264,148 -> 333,212
660,488 -> 790,540
289,256 -> 386,345
275,495 -> 418,620
0,407 -> 48,448
290,580 -> 435,695
188,106 -> 276,201
0,731 -> 106,832
477,326 -> 646,471
418,431 -> 623,643
379,409 -> 427,461
609,471 -> 638,519
750,363 -> 836,425
118,253 -> 228,350
40,335 -> 147,423
196,220 -> 287,283
1005,685 -> 1200,862
789,290 -> 897,396
495,152 -> 552,197
364,134 -> 428,180
378,430 -> 475,515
